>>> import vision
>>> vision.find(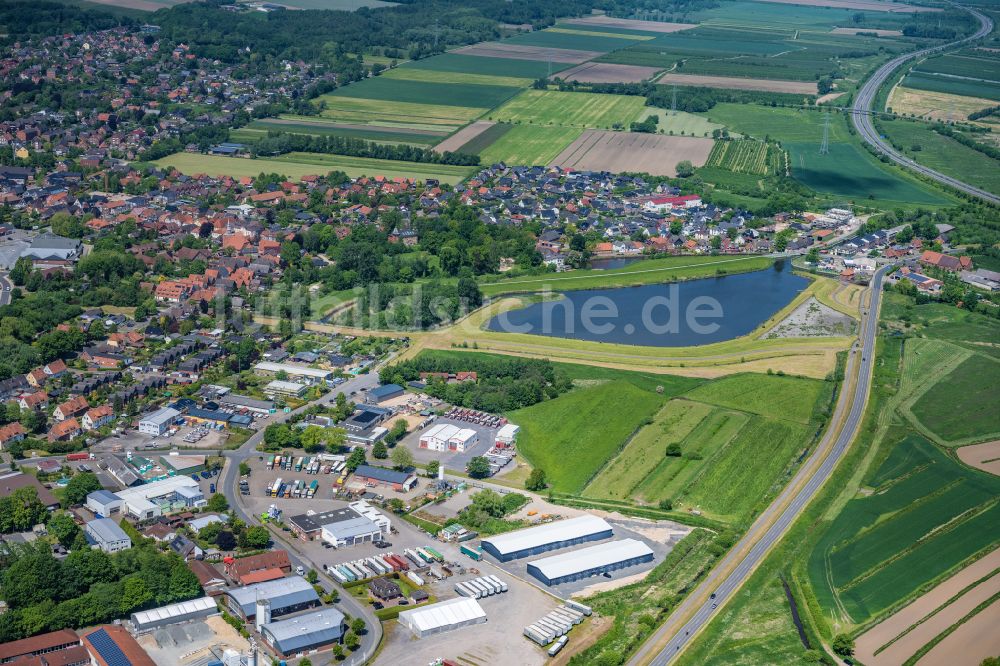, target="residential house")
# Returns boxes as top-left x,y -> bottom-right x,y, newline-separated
54,395 -> 89,421
82,405 -> 115,430
0,422 -> 26,450
49,418 -> 82,442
